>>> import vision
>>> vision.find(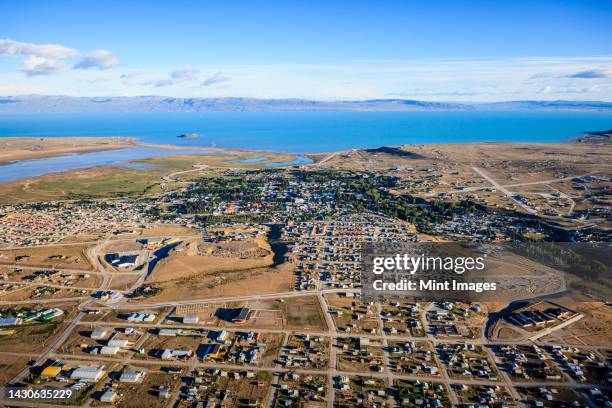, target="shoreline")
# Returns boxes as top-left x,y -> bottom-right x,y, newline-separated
0,135 -> 579,161
0,130 -> 608,168
0,137 -> 141,165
